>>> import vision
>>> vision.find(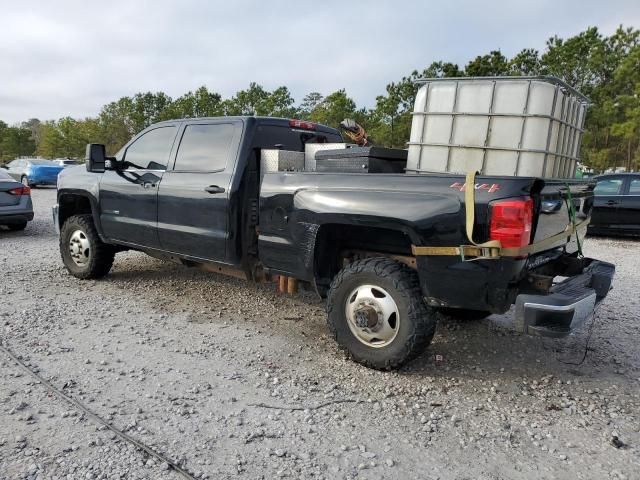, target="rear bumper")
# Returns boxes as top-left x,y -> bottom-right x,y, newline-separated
29,177 -> 58,186
0,212 -> 34,224
514,259 -> 615,337
0,197 -> 34,224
